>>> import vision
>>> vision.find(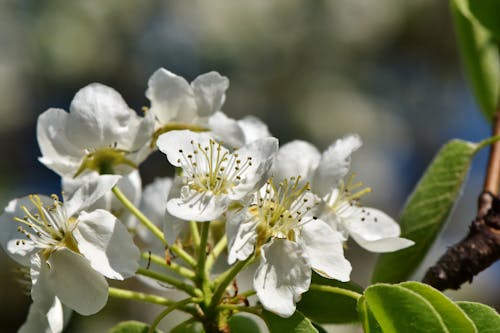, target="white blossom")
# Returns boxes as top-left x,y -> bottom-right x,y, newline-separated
157,130 -> 278,222
227,178 -> 351,317
271,135 -> 414,253
37,83 -> 154,178
0,176 -> 140,316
